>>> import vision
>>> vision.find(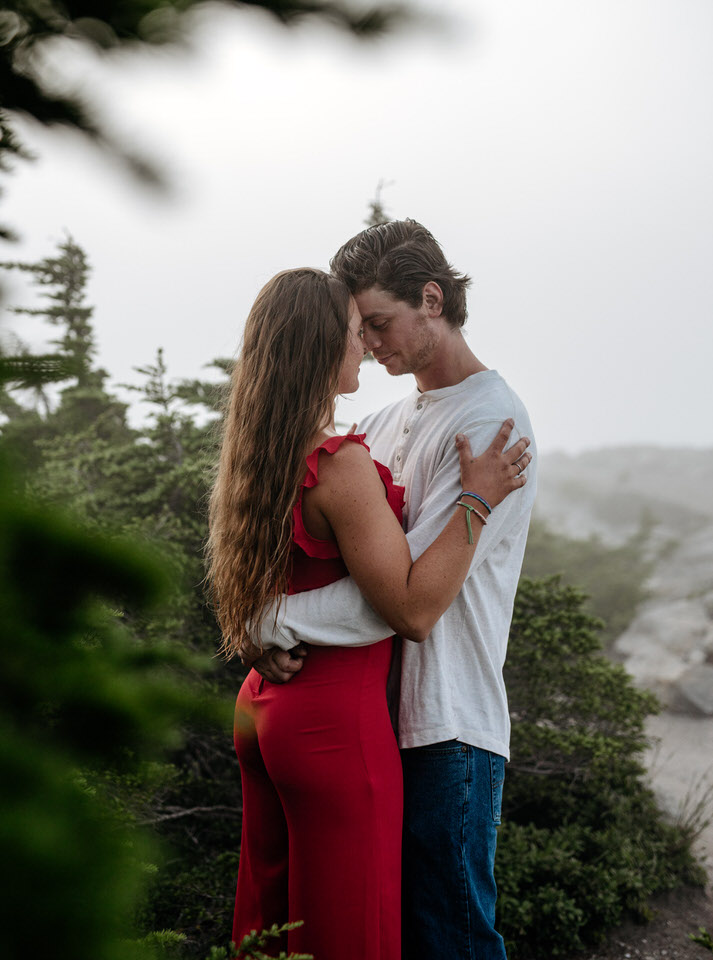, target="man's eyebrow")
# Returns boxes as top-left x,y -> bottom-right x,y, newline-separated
362,312 -> 387,322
